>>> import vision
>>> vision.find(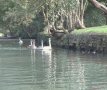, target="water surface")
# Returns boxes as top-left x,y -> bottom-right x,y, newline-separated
0,39 -> 107,90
